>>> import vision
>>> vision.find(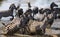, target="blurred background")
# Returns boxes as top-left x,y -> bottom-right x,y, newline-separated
0,0 -> 60,11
